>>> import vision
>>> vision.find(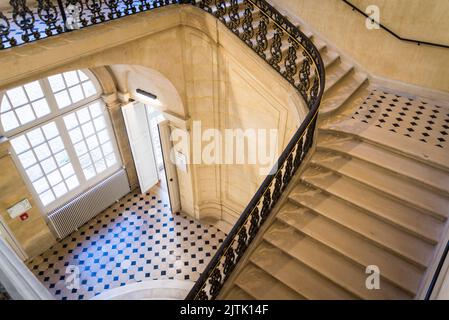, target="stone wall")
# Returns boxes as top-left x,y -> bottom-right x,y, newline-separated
270,0 -> 449,93
0,5 -> 306,252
